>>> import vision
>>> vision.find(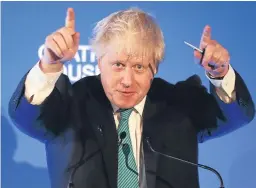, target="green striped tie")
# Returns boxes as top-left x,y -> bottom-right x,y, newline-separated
117,108 -> 139,188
